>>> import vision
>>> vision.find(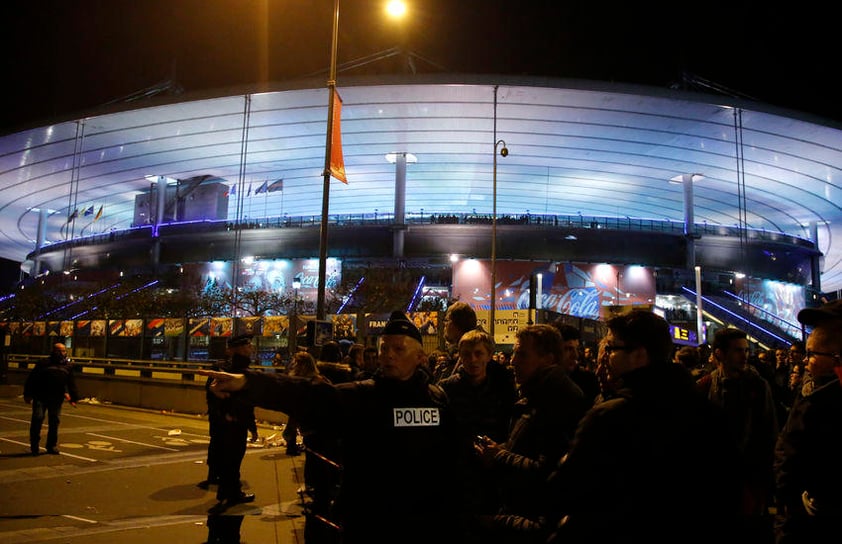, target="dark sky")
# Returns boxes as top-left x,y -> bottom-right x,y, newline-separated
0,258 -> 21,293
3,0 -> 840,133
